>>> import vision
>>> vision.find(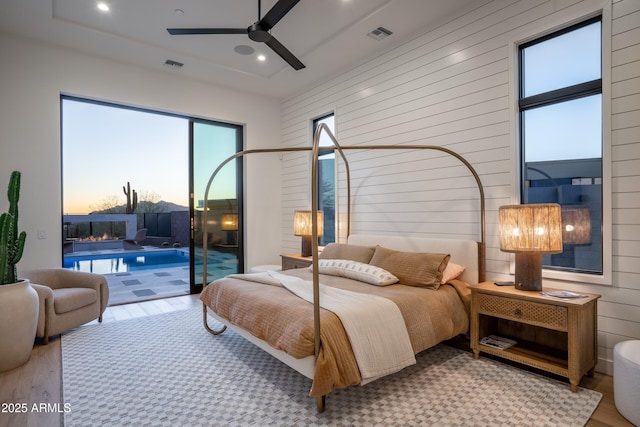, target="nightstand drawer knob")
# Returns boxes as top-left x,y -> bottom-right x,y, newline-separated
514,308 -> 522,316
